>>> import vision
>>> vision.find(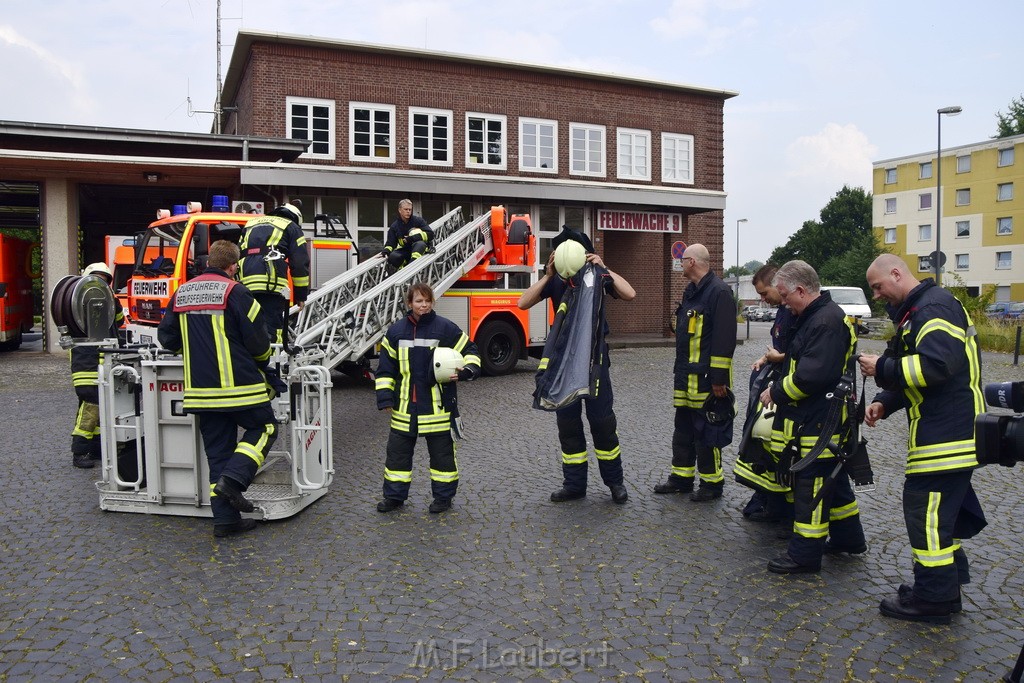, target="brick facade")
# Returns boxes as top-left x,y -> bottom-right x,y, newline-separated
223,34 -> 732,336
